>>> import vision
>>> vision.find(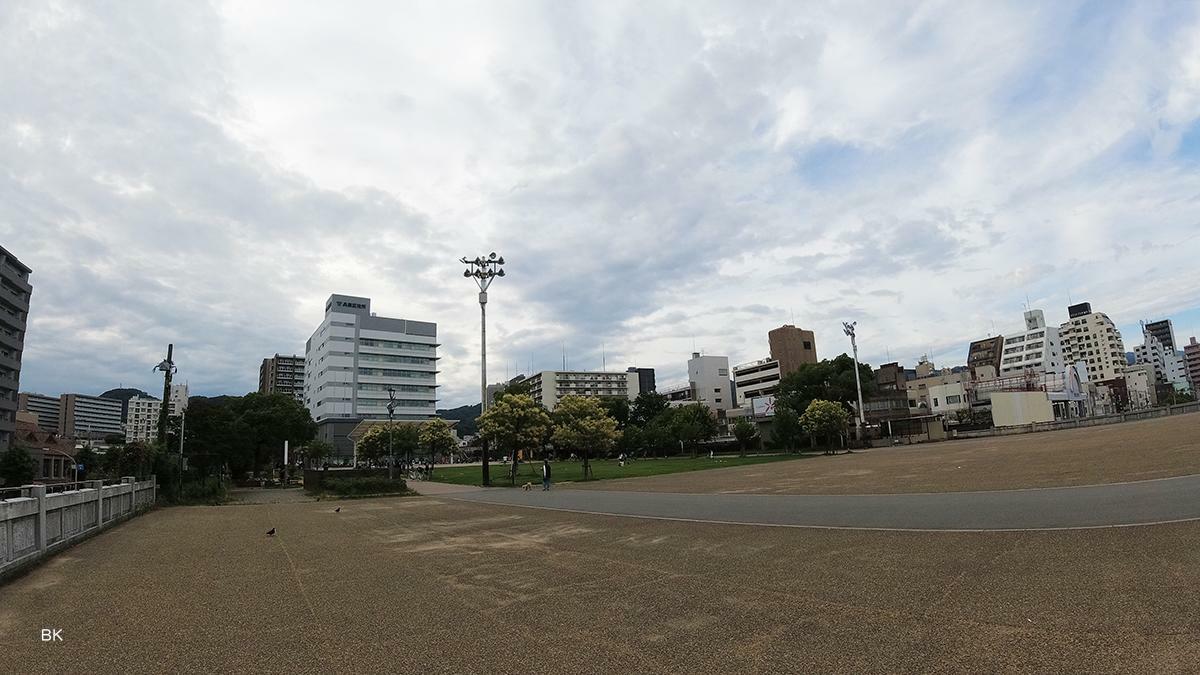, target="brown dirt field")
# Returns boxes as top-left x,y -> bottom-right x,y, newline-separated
572,412 -> 1200,495
2,495 -> 1199,673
